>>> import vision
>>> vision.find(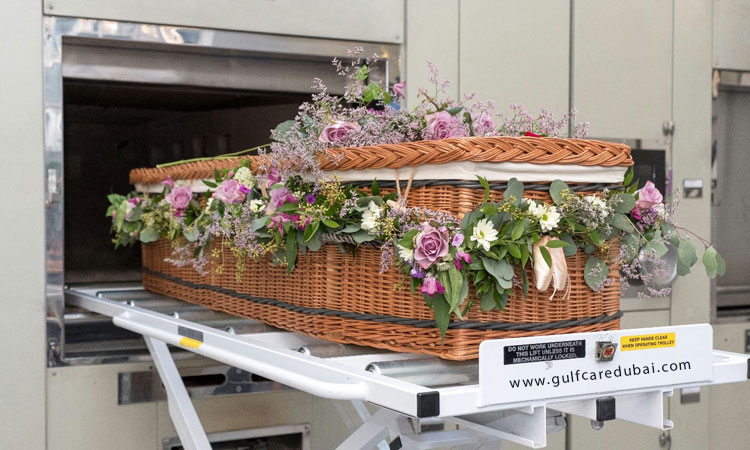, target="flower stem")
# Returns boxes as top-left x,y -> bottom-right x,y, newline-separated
674,226 -> 712,247
156,144 -> 271,168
